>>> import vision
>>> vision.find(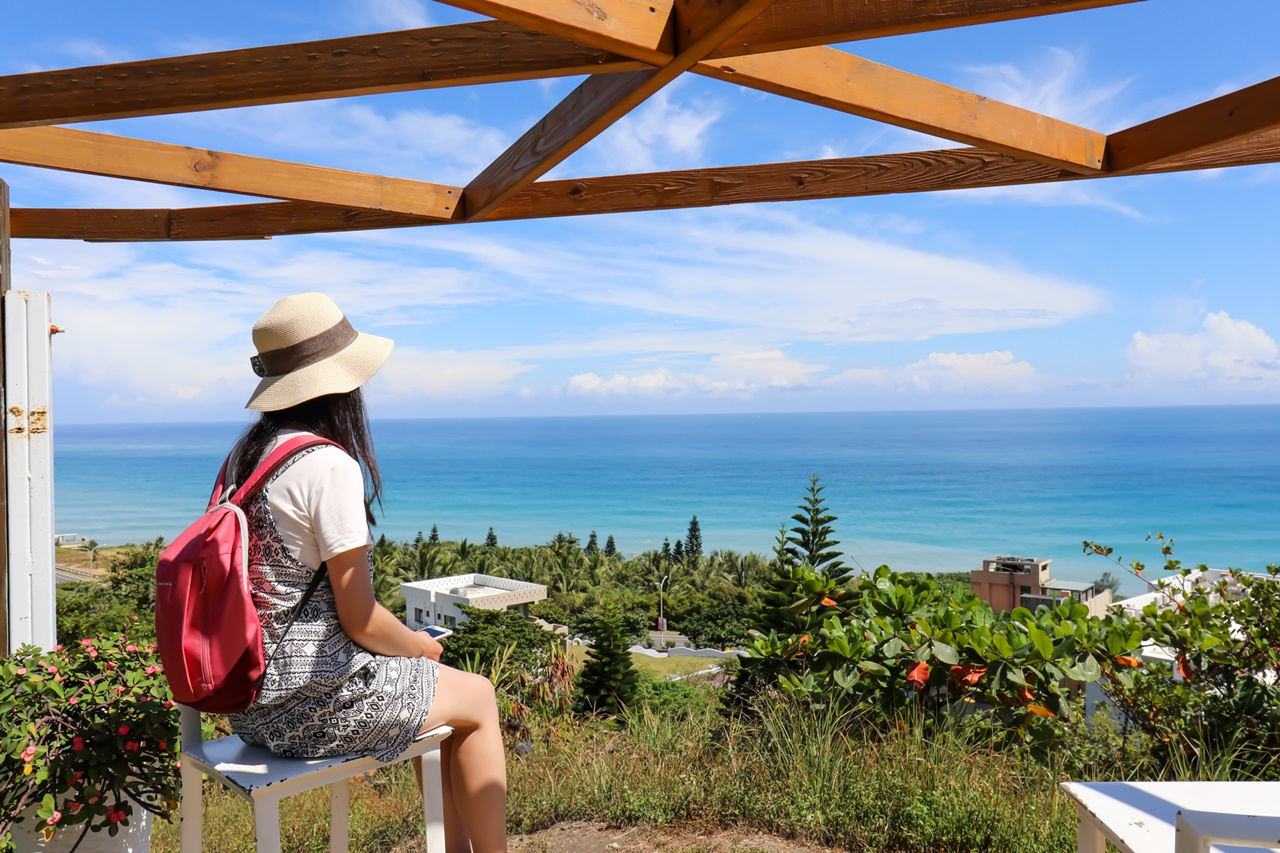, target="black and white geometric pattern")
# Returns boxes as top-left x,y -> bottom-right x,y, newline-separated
228,447 -> 436,762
